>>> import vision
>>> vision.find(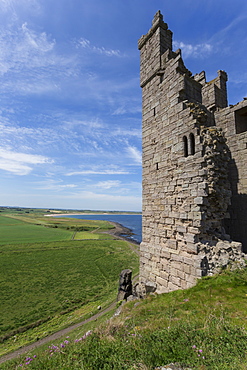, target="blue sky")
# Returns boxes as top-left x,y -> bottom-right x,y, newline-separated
0,0 -> 246,211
